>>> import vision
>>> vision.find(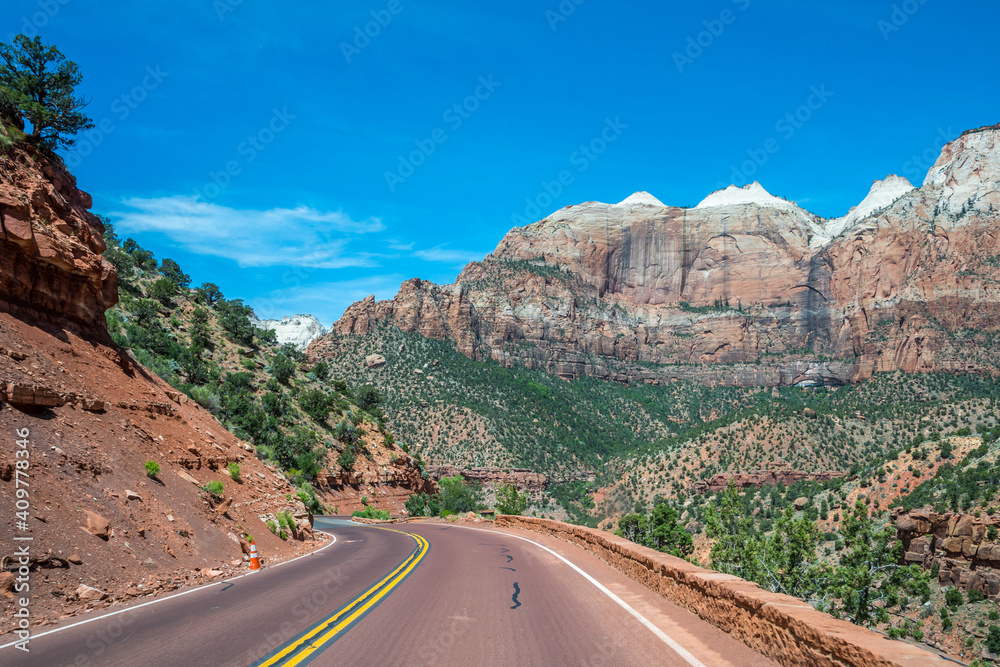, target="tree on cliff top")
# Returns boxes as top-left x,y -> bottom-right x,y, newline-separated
0,34 -> 93,151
